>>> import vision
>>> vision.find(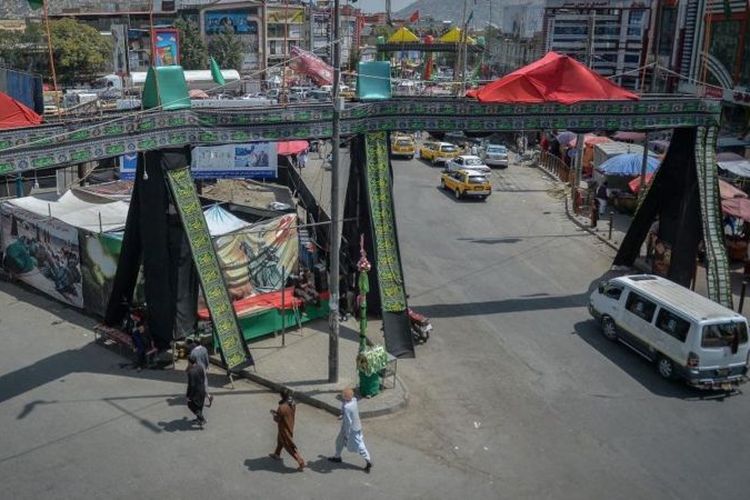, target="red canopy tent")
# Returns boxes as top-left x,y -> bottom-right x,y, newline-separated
0,91 -> 42,129
467,52 -> 639,104
277,140 -> 309,156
